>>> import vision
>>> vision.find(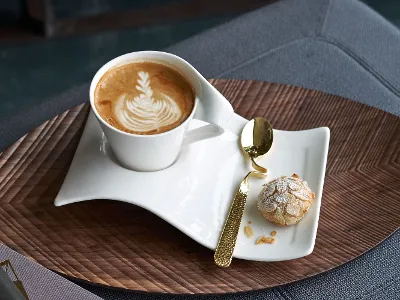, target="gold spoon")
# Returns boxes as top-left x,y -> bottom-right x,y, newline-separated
241,117 -> 273,173
214,118 -> 273,267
